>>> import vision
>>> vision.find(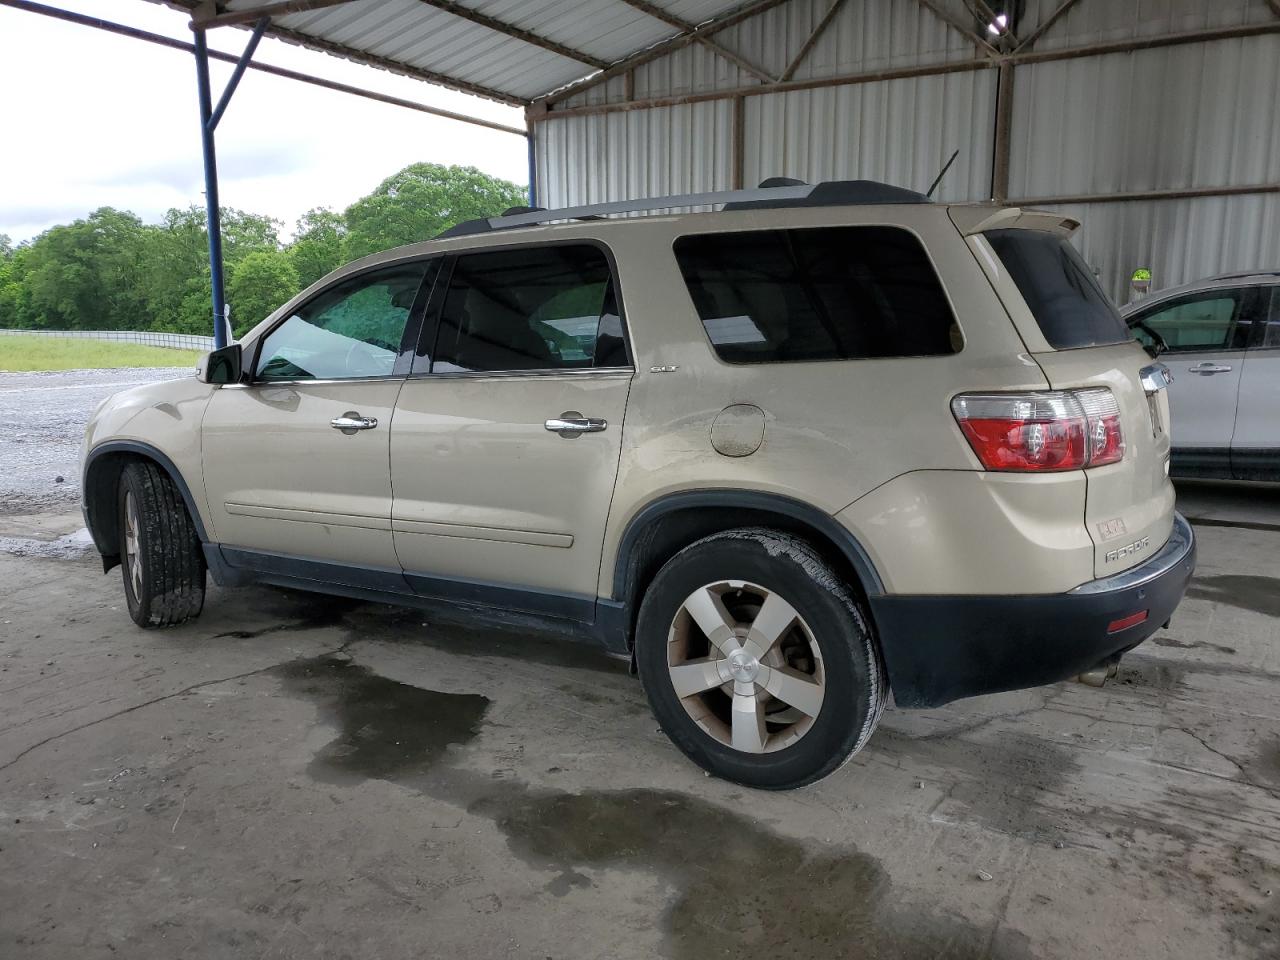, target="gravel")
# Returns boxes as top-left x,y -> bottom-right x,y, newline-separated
0,367 -> 192,516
